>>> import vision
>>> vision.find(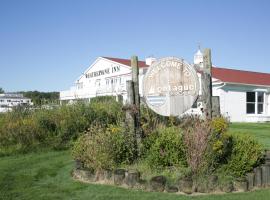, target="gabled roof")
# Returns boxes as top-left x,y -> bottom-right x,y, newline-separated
103,57 -> 270,86
103,57 -> 148,68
